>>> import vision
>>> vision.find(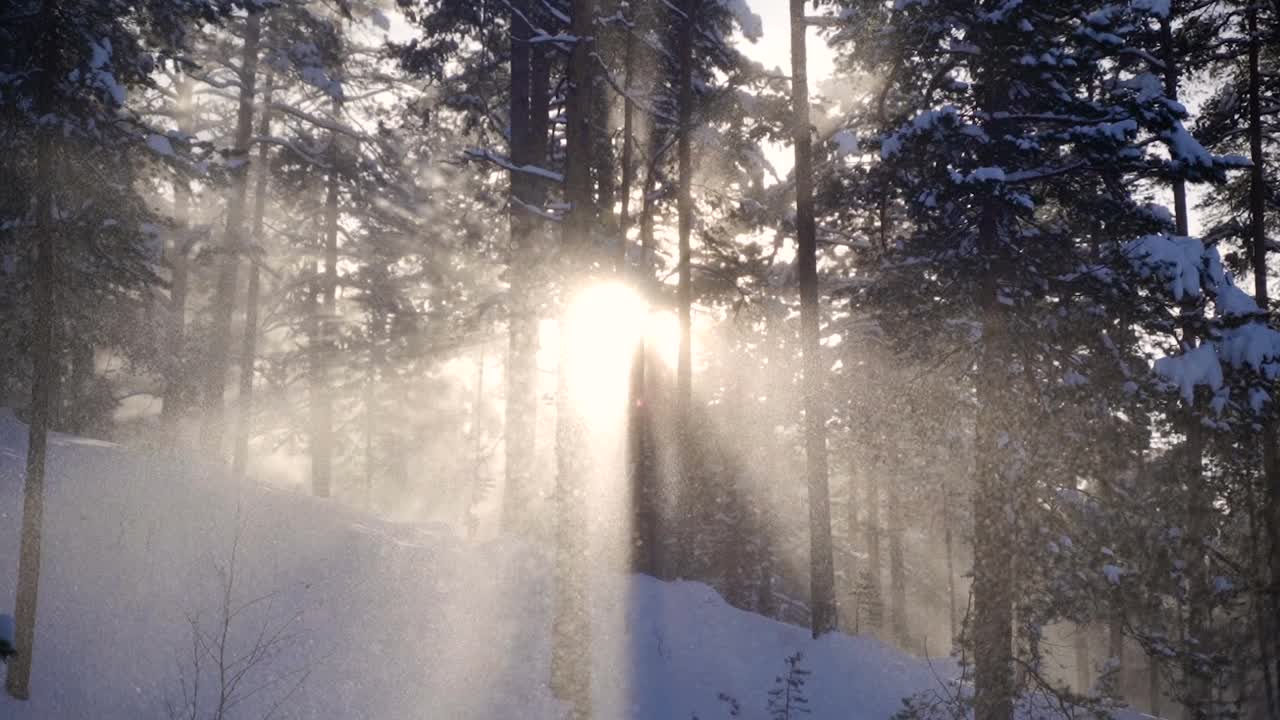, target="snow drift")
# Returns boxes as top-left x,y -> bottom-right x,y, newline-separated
0,409 -> 953,719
